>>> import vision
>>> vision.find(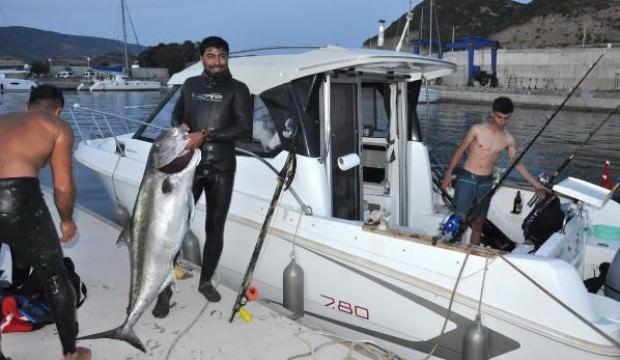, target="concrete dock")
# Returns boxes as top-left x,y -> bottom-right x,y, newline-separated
1,190 -> 385,360
435,85 -> 620,111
